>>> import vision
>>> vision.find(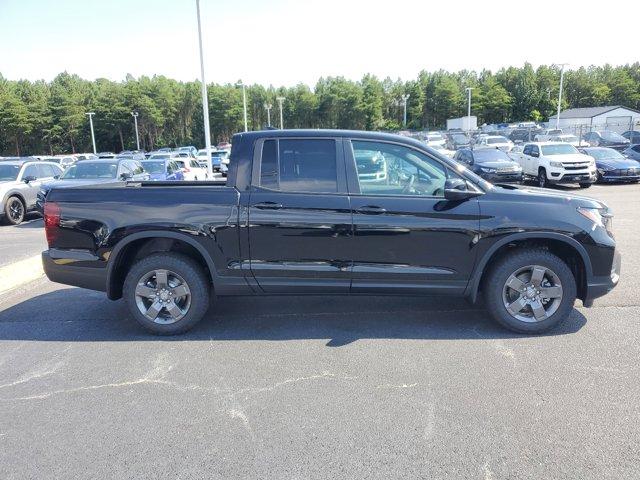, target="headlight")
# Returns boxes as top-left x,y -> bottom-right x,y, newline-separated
588,158 -> 596,167
550,161 -> 563,168
480,167 -> 496,173
577,207 -> 614,236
